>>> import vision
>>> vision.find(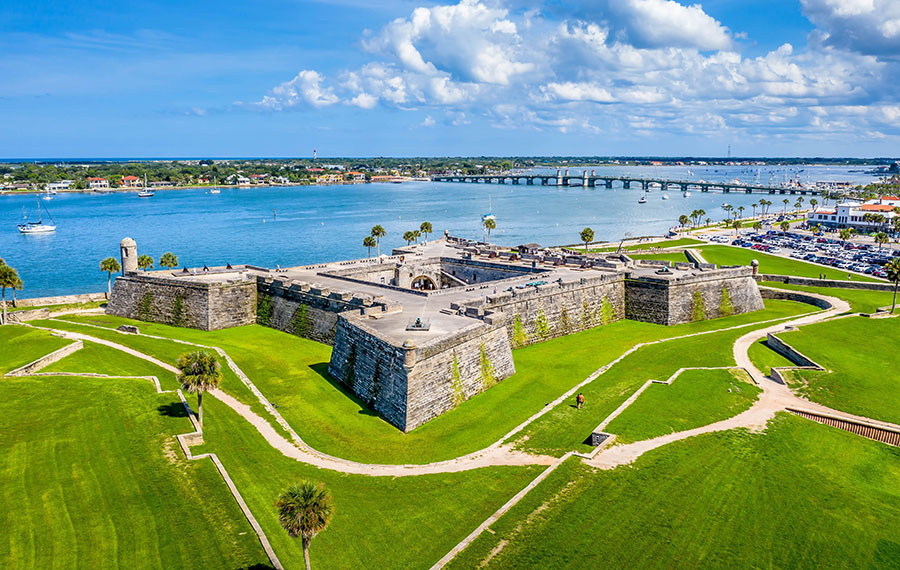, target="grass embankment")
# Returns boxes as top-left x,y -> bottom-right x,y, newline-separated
54,301 -> 809,464
778,316 -> 900,425
629,251 -> 691,264
0,326 -> 70,373
761,281 -> 897,314
590,237 -> 703,253
747,338 -> 795,376
0,373 -> 270,569
198,395 -> 540,570
449,413 -> 900,569
698,245 -> 883,282
11,300 -> 106,313
42,340 -> 180,389
604,369 -> 760,444
510,317 -> 805,456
